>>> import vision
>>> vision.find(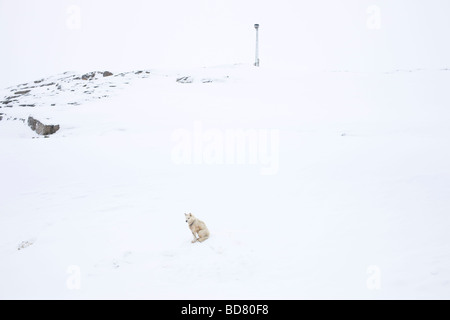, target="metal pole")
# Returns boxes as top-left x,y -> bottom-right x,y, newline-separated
254,24 -> 259,67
